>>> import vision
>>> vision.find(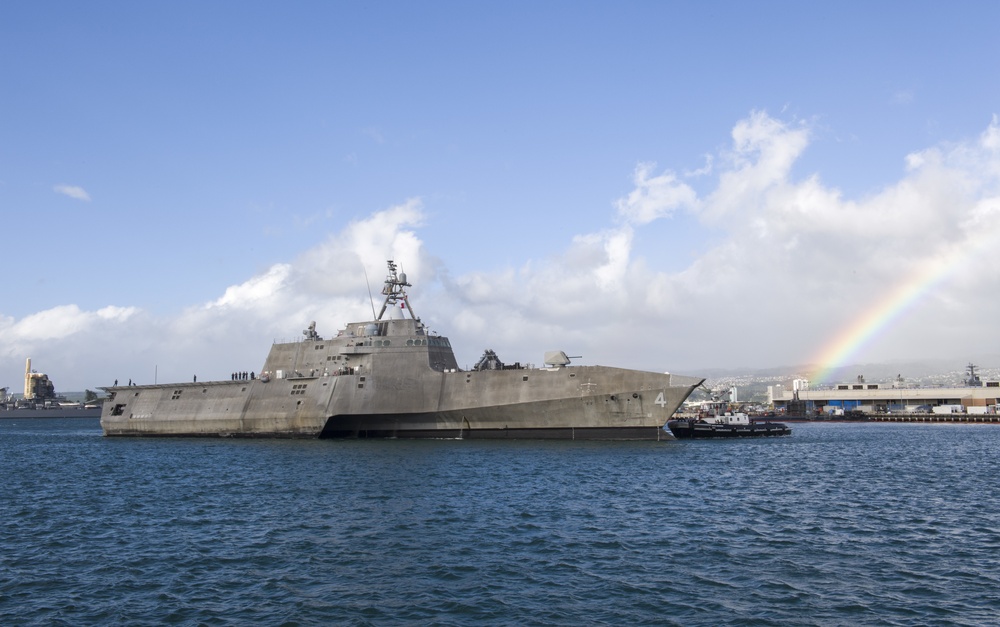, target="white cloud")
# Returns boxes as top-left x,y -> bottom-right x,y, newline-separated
53,184 -> 91,201
208,264 -> 293,311
3,305 -> 101,342
96,306 -> 139,322
615,162 -> 698,225
892,89 -> 915,105
6,113 -> 1000,390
